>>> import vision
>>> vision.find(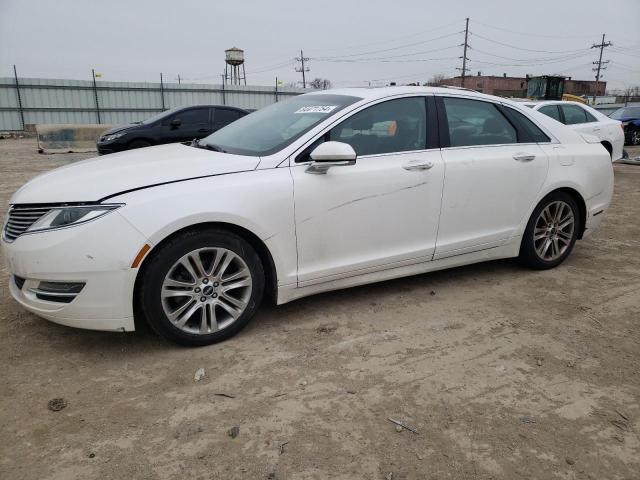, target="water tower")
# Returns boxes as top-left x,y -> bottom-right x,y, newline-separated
224,47 -> 246,86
